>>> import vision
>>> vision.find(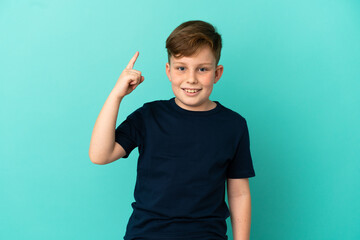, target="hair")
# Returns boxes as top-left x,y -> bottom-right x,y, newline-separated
165,20 -> 222,66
